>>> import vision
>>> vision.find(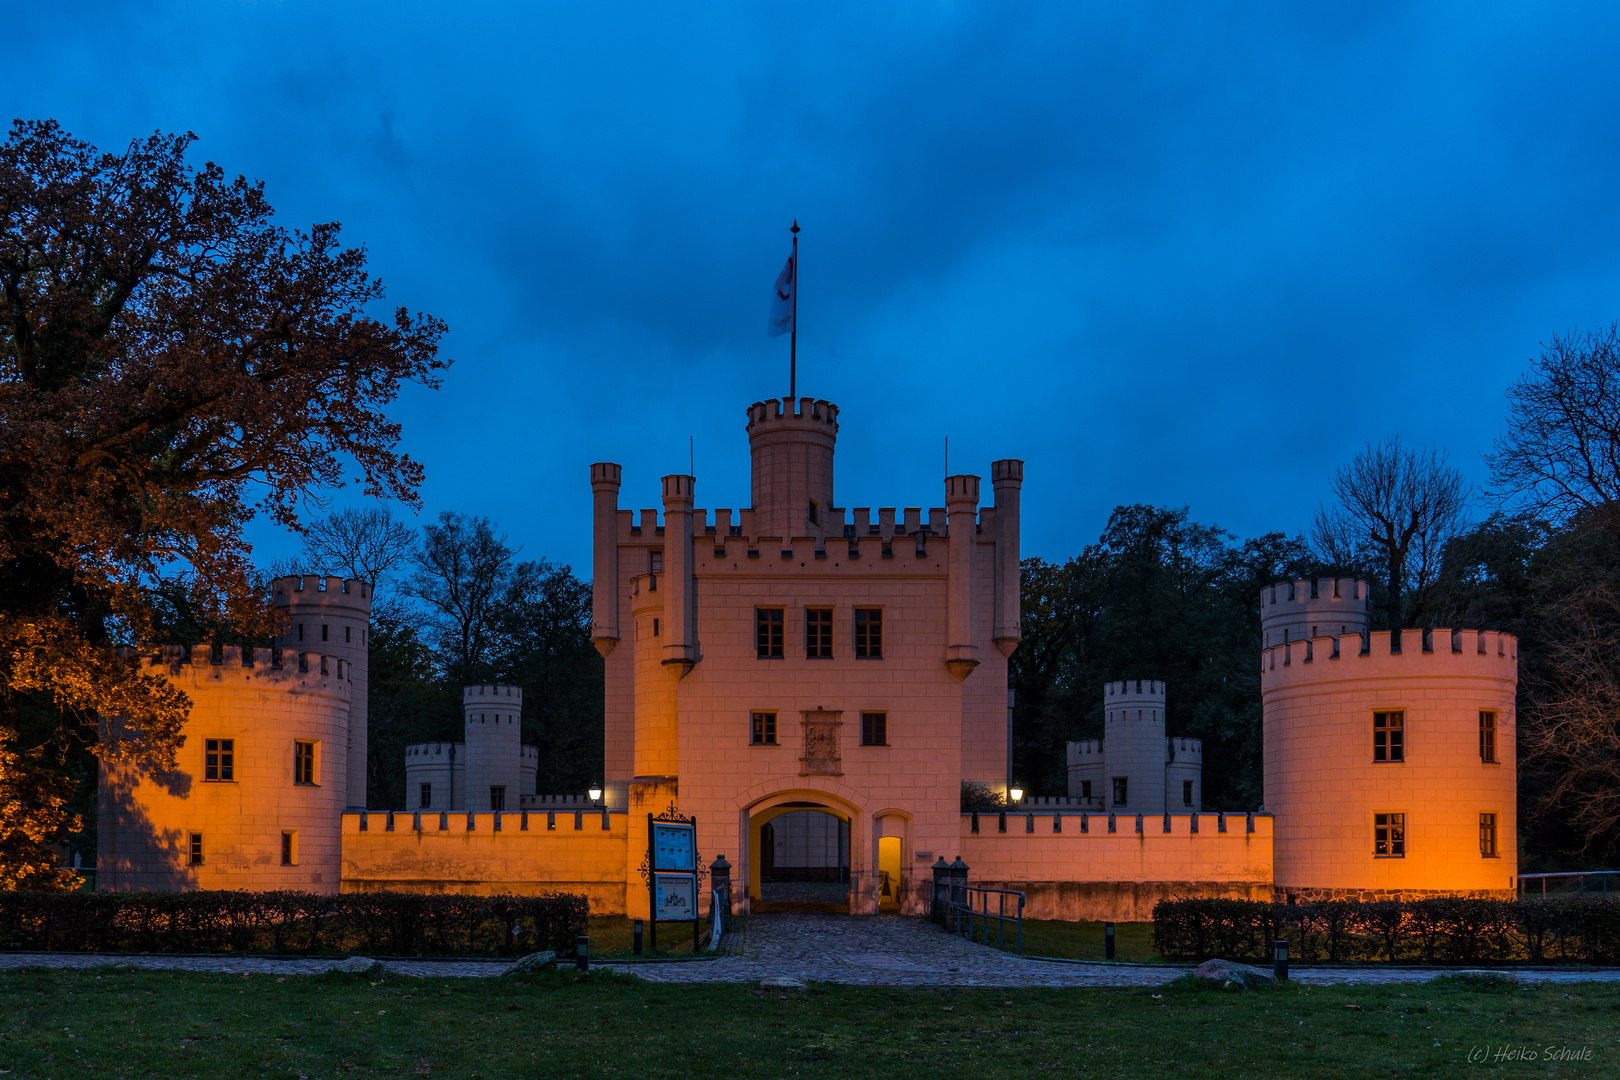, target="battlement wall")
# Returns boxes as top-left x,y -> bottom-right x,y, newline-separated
340,810 -> 631,911
745,396 -> 840,430
117,644 -> 352,699
1260,578 -> 1371,648
271,575 -> 372,616
959,811 -> 1273,920
1261,629 -> 1518,687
